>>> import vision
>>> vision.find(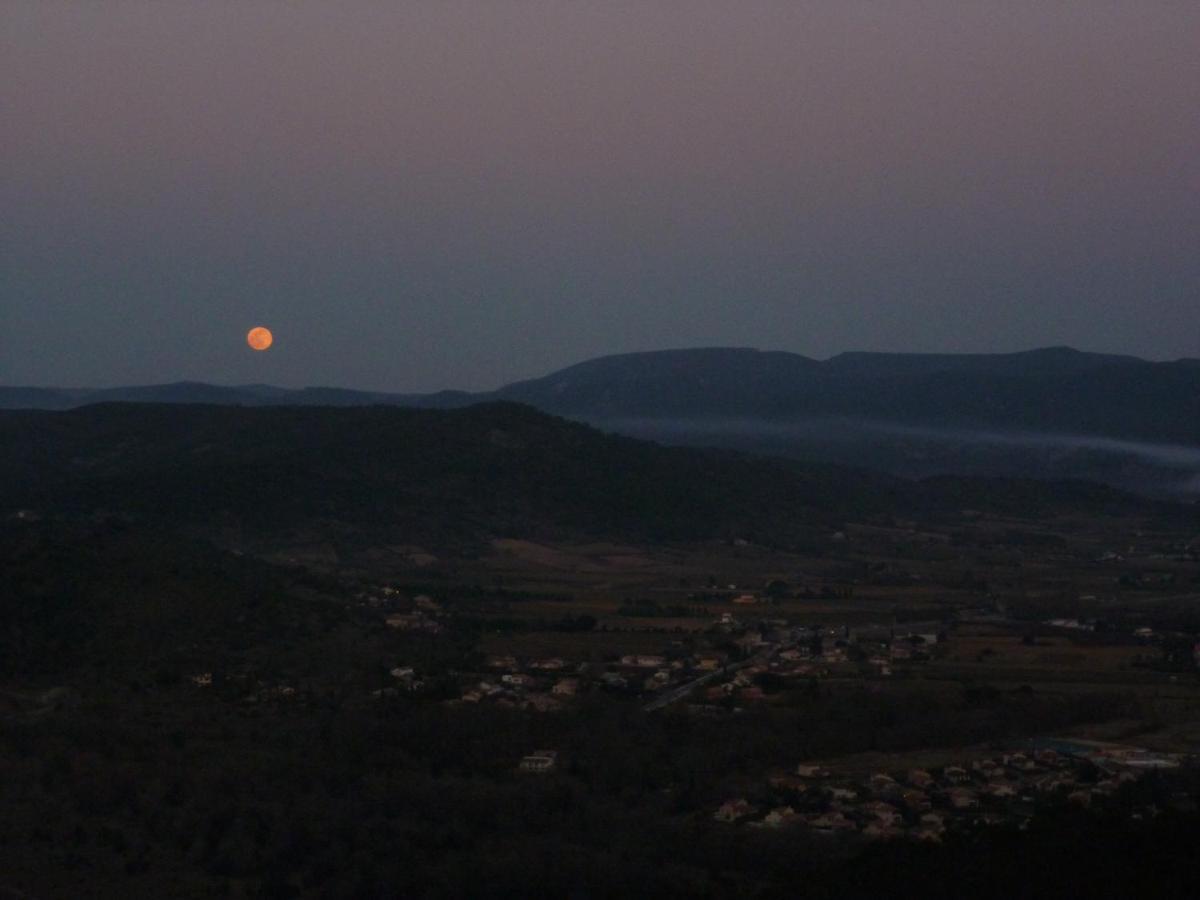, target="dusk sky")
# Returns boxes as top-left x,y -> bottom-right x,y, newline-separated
3,2 -> 1198,391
